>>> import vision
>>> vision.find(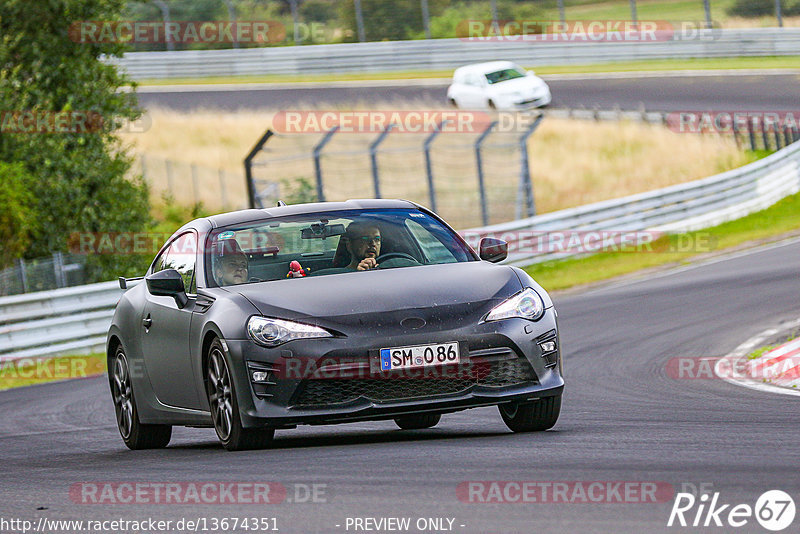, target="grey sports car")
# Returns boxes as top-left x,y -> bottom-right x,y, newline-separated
107,199 -> 563,451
